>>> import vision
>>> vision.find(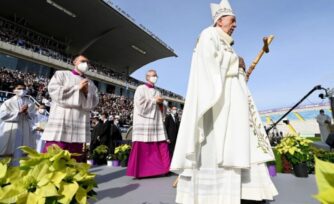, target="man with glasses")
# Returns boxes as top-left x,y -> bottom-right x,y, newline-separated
42,54 -> 99,161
